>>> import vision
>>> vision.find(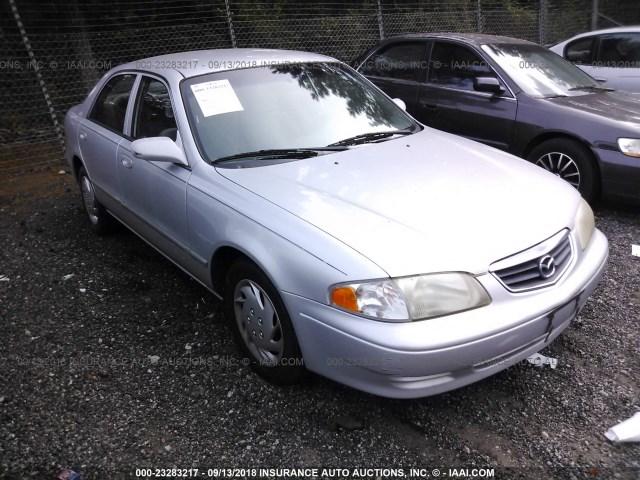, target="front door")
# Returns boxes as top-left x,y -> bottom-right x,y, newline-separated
417,40 -> 517,151
116,75 -> 192,267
